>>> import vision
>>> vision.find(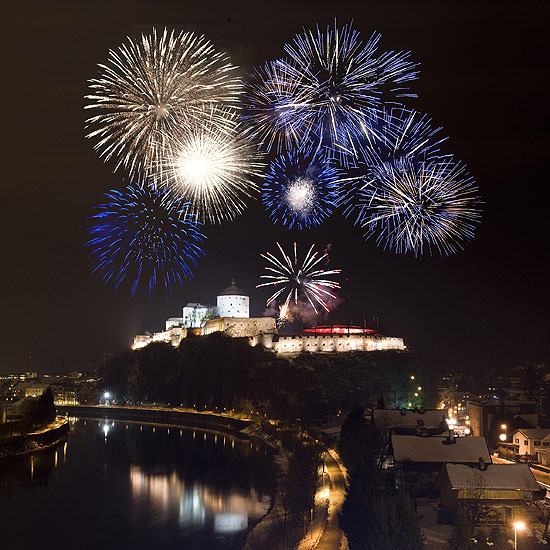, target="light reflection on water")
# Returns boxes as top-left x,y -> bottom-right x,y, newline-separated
0,417 -> 274,550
